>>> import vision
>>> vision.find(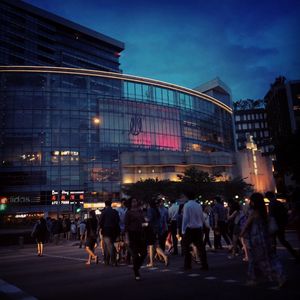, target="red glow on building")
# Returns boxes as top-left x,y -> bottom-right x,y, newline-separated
130,132 -> 181,150
155,134 -> 181,150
